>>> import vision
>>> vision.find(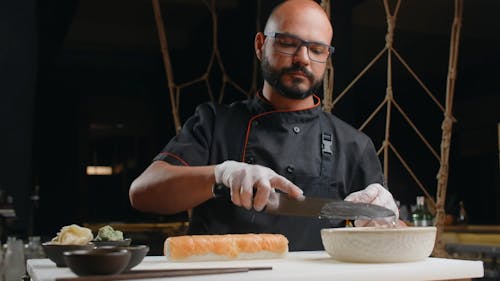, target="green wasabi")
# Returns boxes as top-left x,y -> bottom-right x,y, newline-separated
95,225 -> 124,241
